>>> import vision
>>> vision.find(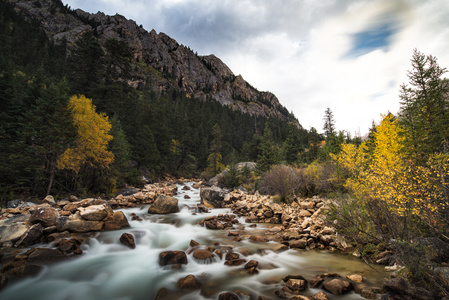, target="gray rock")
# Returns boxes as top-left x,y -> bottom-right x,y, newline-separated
200,186 -> 228,208
0,222 -> 28,244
